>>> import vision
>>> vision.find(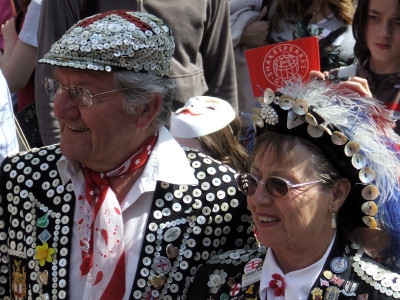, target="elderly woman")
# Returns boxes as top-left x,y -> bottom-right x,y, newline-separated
188,80 -> 400,299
